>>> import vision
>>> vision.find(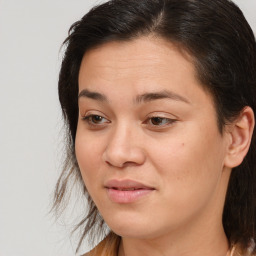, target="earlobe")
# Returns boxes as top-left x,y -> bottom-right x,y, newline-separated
224,106 -> 255,168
